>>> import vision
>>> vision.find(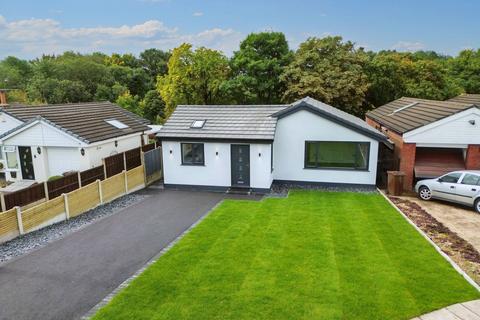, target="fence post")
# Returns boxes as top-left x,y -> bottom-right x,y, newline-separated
97,179 -> 103,204
15,206 -> 24,235
141,151 -> 147,185
123,170 -> 128,194
63,193 -> 70,220
43,182 -> 49,201
77,171 -> 82,188
123,152 -> 127,171
0,192 -> 6,212
102,159 -> 108,179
